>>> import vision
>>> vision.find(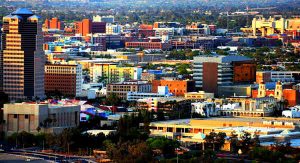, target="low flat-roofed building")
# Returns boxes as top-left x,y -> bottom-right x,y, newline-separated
218,96 -> 276,117
77,60 -> 142,83
127,86 -> 172,101
125,42 -> 171,51
190,96 -> 276,117
3,103 -> 80,135
107,80 -> 152,100
137,97 -> 190,112
152,79 -> 196,96
256,71 -> 300,83
149,117 -> 300,144
184,91 -> 214,100
218,84 -> 253,97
